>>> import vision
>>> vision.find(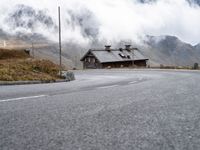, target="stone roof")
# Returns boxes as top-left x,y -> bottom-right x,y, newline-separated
81,48 -> 148,63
